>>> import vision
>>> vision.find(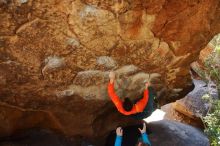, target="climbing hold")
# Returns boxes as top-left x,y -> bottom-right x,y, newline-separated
67,38 -> 80,47
79,5 -> 98,18
42,56 -> 65,76
44,56 -> 65,69
20,0 -> 28,4
96,56 -> 117,69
